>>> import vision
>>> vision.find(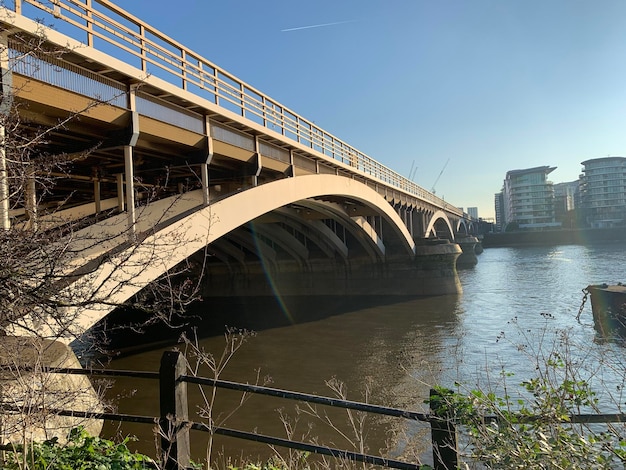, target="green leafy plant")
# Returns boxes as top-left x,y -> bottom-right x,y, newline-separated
1,426 -> 155,470
225,458 -> 296,470
428,347 -> 626,469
